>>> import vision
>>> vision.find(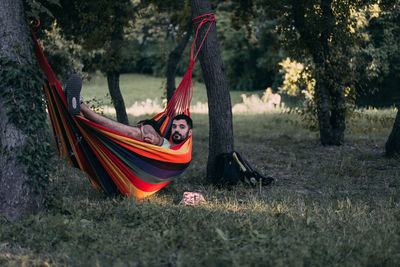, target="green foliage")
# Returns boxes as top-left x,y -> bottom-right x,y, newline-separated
122,0 -> 284,91
121,2 -> 192,77
278,58 -> 315,97
53,1 -> 134,50
217,3 -> 283,91
38,25 -> 87,84
0,57 -> 53,192
23,0 -> 60,21
278,58 -> 319,130
38,0 -> 285,92
140,0 -> 191,33
20,137 -> 53,190
118,39 -> 174,76
355,2 -> 400,106
0,58 -> 46,132
49,0 -> 137,75
277,0 -> 371,93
